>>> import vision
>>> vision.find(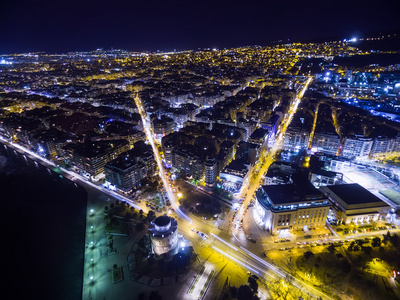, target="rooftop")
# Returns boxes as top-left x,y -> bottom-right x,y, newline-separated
320,183 -> 388,207
258,182 -> 326,206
